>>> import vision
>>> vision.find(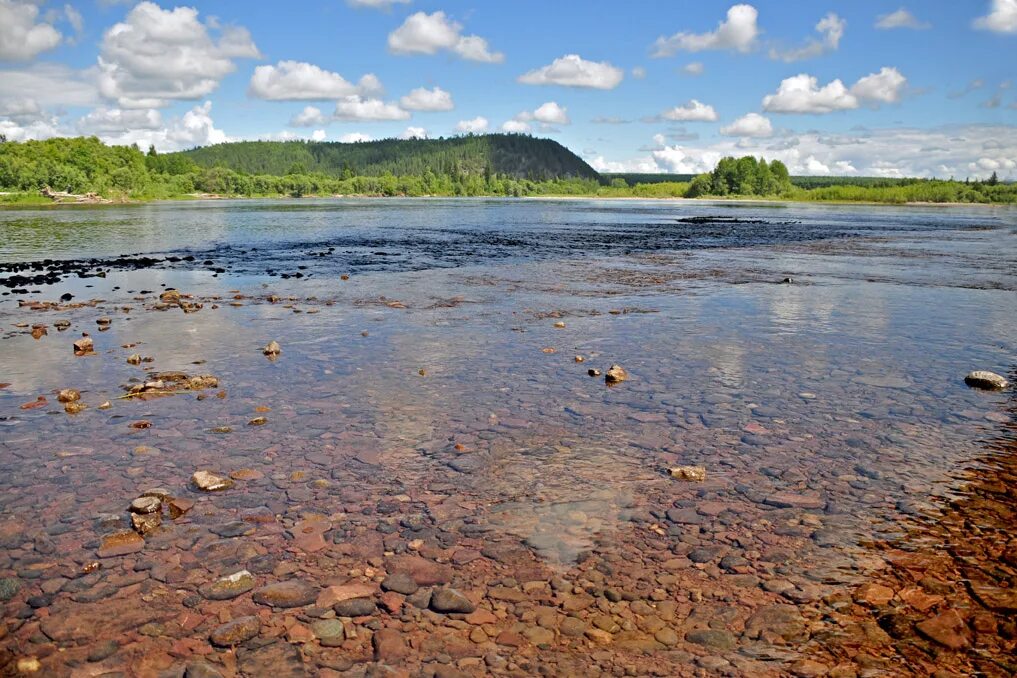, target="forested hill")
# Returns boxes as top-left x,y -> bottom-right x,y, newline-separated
171,135 -> 601,181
